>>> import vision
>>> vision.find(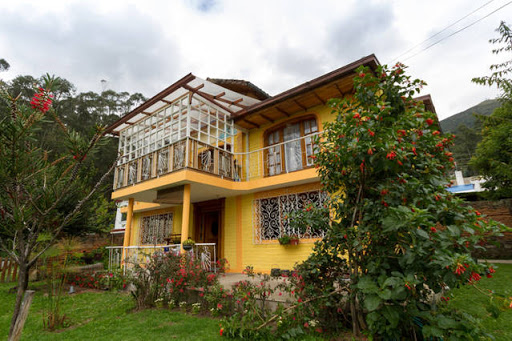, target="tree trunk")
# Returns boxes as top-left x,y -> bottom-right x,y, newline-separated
8,264 -> 29,339
9,290 -> 35,341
